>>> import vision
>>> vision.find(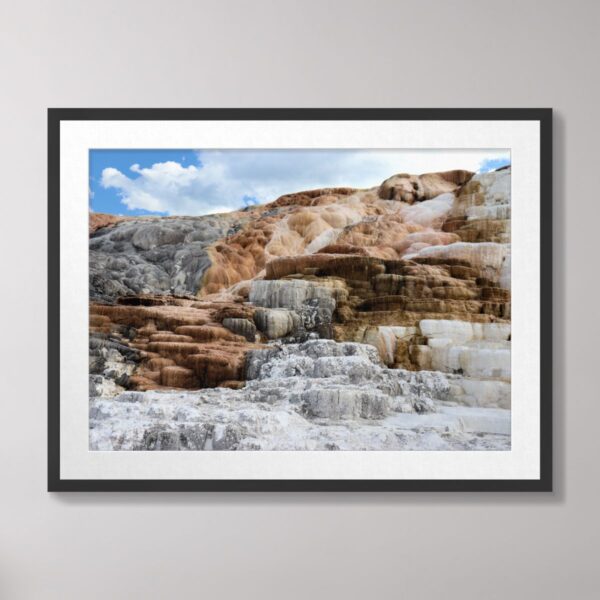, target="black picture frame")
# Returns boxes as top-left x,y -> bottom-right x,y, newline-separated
48,108 -> 552,492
